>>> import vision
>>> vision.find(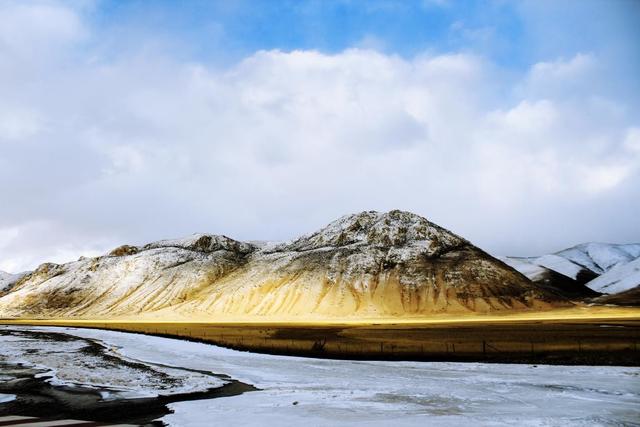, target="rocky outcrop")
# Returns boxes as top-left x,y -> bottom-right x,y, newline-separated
0,211 -> 569,320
